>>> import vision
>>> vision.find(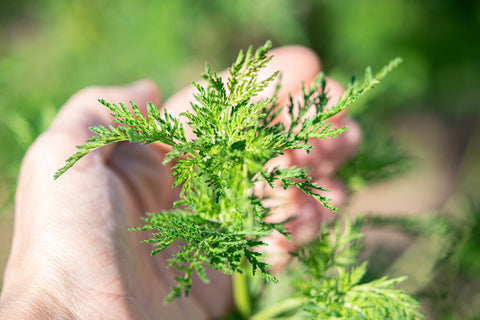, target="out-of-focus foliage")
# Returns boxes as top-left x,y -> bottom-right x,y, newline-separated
360,201 -> 480,320
424,202 -> 480,320
337,125 -> 411,192
308,0 -> 480,118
